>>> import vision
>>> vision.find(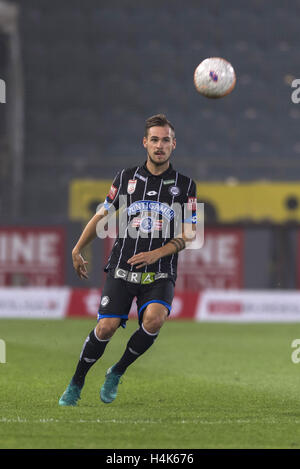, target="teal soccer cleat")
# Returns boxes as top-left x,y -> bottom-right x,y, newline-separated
100,366 -> 122,404
59,380 -> 82,406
